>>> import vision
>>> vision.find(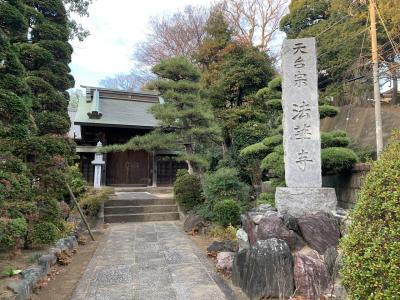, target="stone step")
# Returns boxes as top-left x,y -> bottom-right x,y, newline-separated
105,198 -> 176,207
104,205 -> 178,215
104,212 -> 180,223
